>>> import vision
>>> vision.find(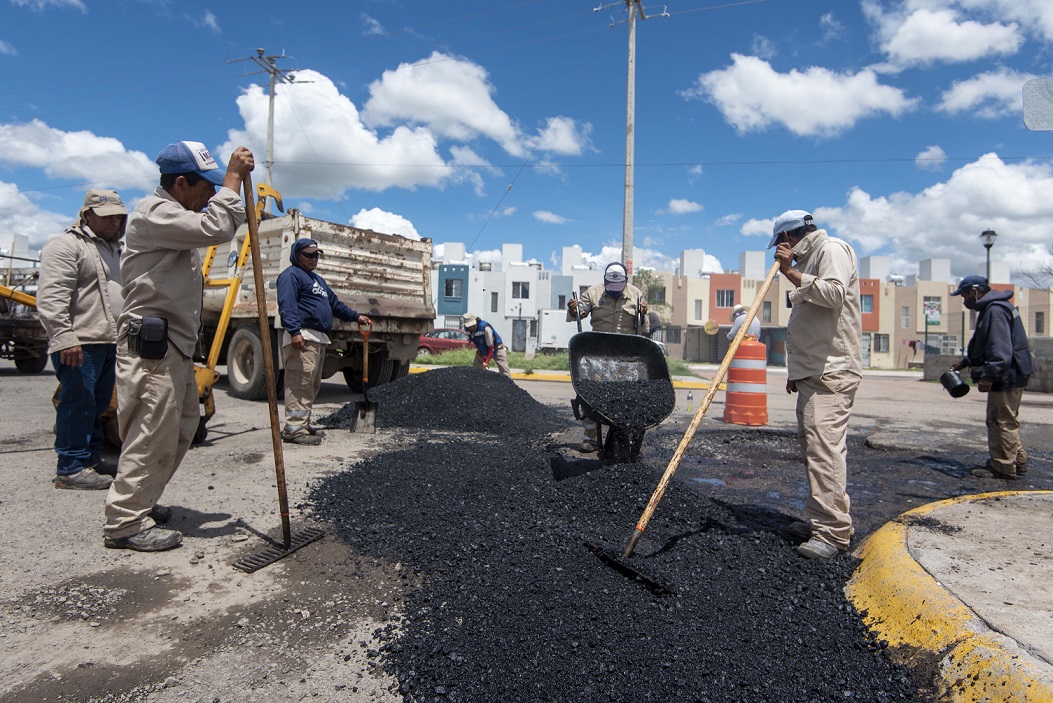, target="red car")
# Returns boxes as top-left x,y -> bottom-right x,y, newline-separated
417,328 -> 473,356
